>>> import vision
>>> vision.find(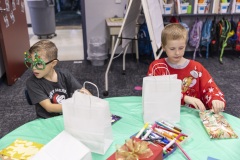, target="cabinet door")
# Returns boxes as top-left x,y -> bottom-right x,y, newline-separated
0,2 -> 30,85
